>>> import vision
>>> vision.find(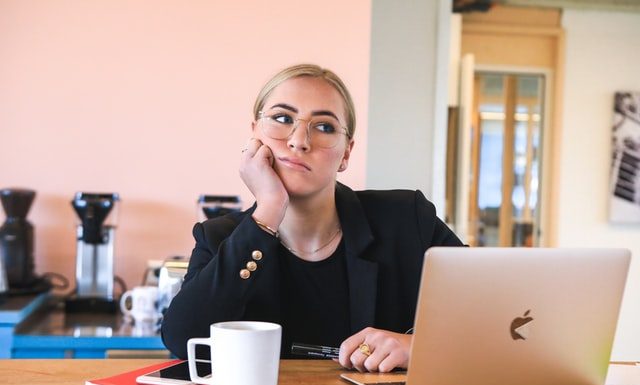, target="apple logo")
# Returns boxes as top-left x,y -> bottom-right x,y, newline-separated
510,310 -> 534,340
